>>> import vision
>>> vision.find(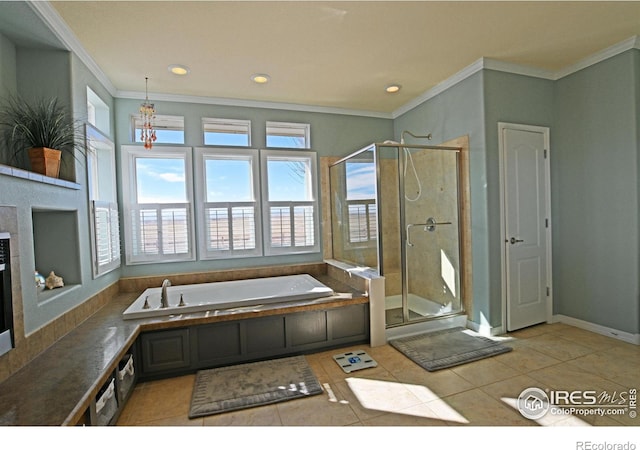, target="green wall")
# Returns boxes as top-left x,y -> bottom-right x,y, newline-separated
0,33 -> 17,102
553,50 -> 639,334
